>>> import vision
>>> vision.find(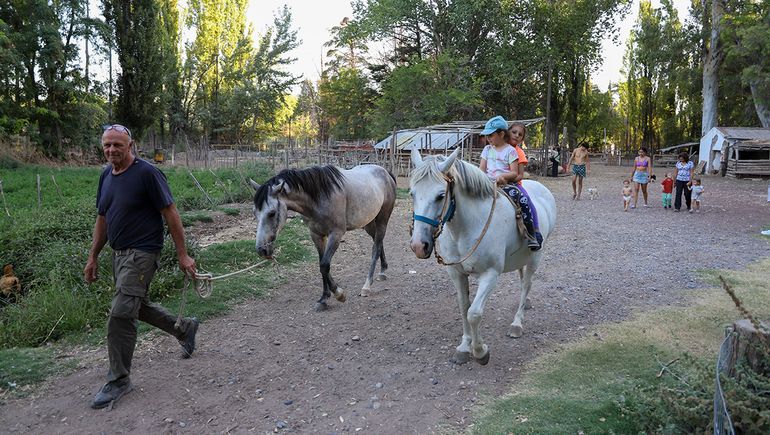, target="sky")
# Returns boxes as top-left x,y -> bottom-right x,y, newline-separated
594,0 -> 692,91
248,0 -> 693,93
